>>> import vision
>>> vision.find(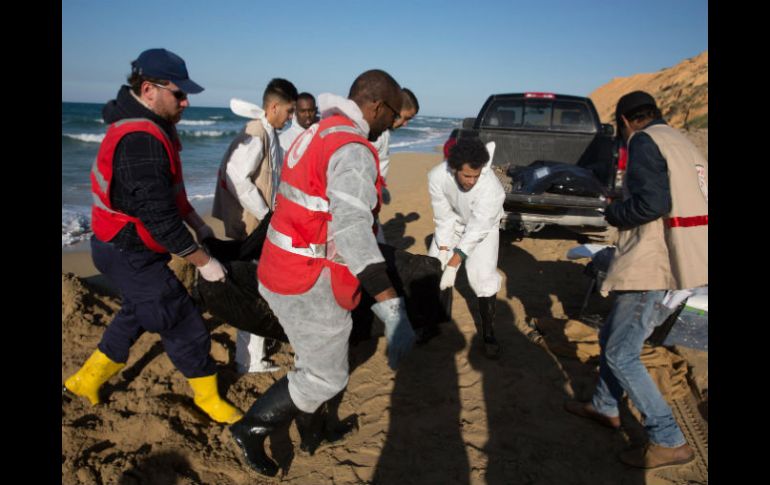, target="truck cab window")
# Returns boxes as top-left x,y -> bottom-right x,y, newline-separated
523,101 -> 551,128
553,101 -> 595,133
482,100 -> 522,128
